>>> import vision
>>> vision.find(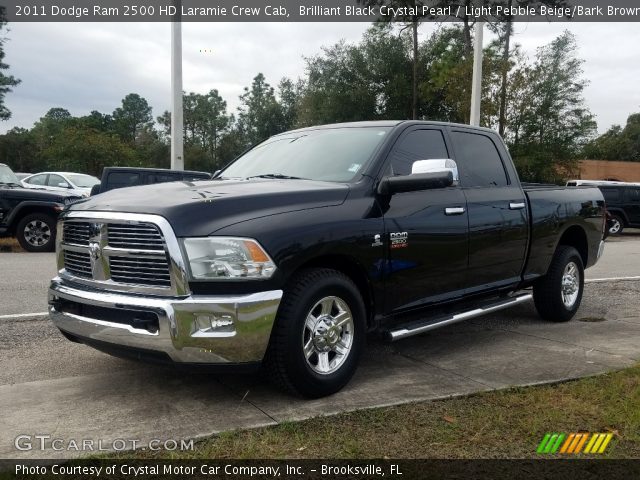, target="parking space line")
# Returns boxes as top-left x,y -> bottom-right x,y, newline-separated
0,312 -> 48,320
586,276 -> 640,283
